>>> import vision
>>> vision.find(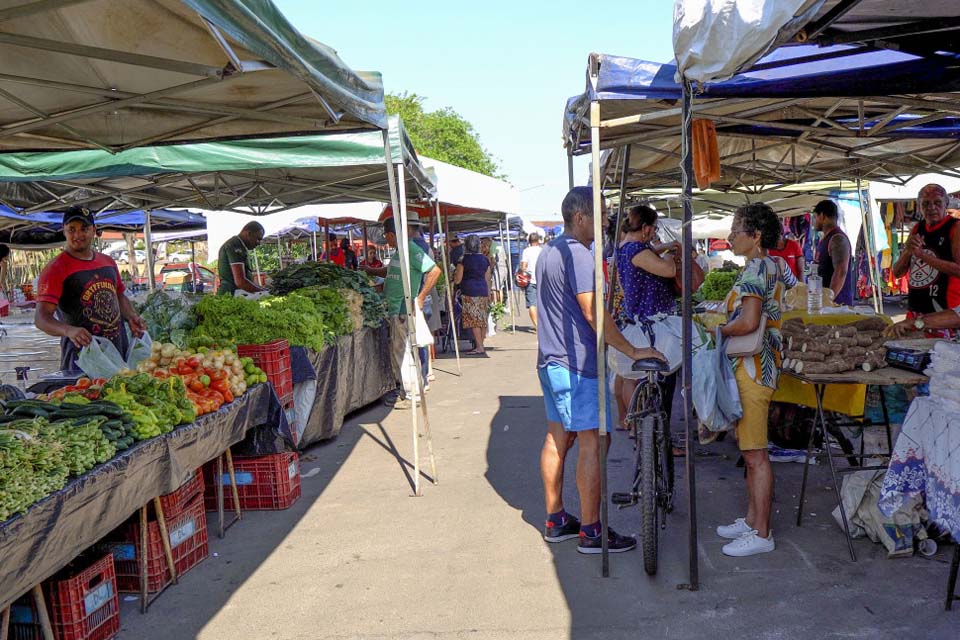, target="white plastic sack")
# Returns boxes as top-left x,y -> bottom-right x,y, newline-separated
691,345 -> 719,430
609,315 -> 705,379
413,300 -> 434,347
673,0 -> 821,84
715,333 -> 743,429
125,331 -> 153,370
77,336 -> 126,379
